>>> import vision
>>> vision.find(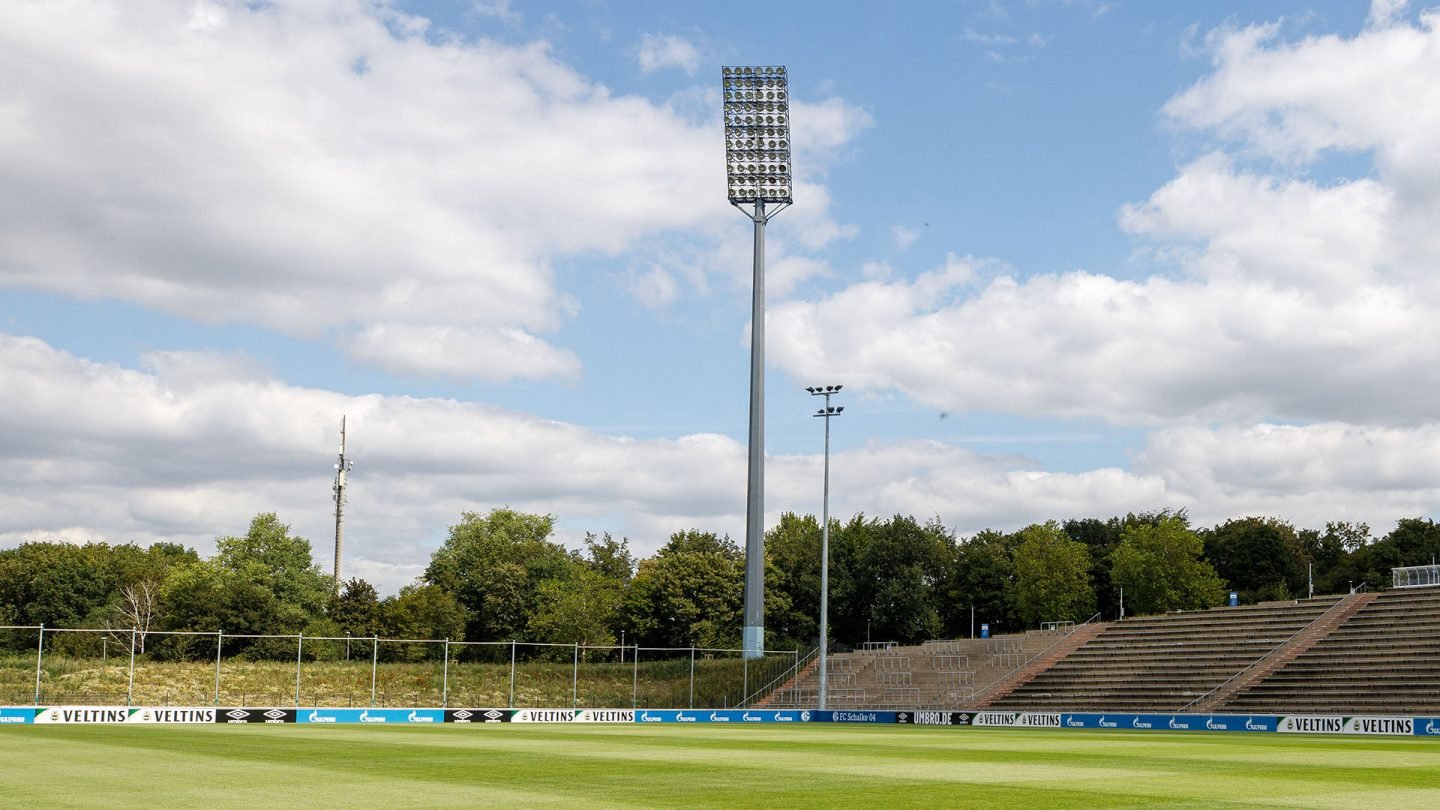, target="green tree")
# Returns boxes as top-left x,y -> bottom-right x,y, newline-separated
764,512 -> 822,649
0,541 -> 197,653
379,584 -> 467,661
582,532 -> 636,583
214,513 -> 331,628
945,529 -> 1018,637
619,530 -> 743,649
1011,522 -> 1095,626
424,508 -> 575,641
162,514 -> 329,657
1110,516 -> 1224,615
1203,517 -> 1308,602
528,568 -> 623,646
829,515 -> 952,645
328,578 -> 382,637
1300,522 -> 1370,595
0,542 -> 114,628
